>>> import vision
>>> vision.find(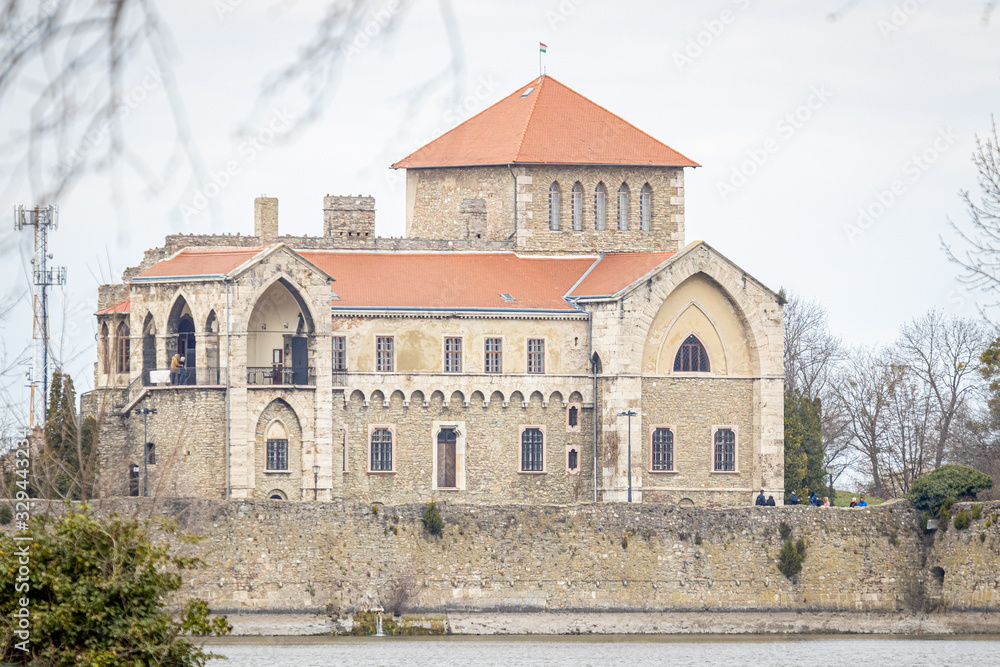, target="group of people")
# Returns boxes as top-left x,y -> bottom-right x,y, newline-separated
170,354 -> 187,385
756,489 -> 869,507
